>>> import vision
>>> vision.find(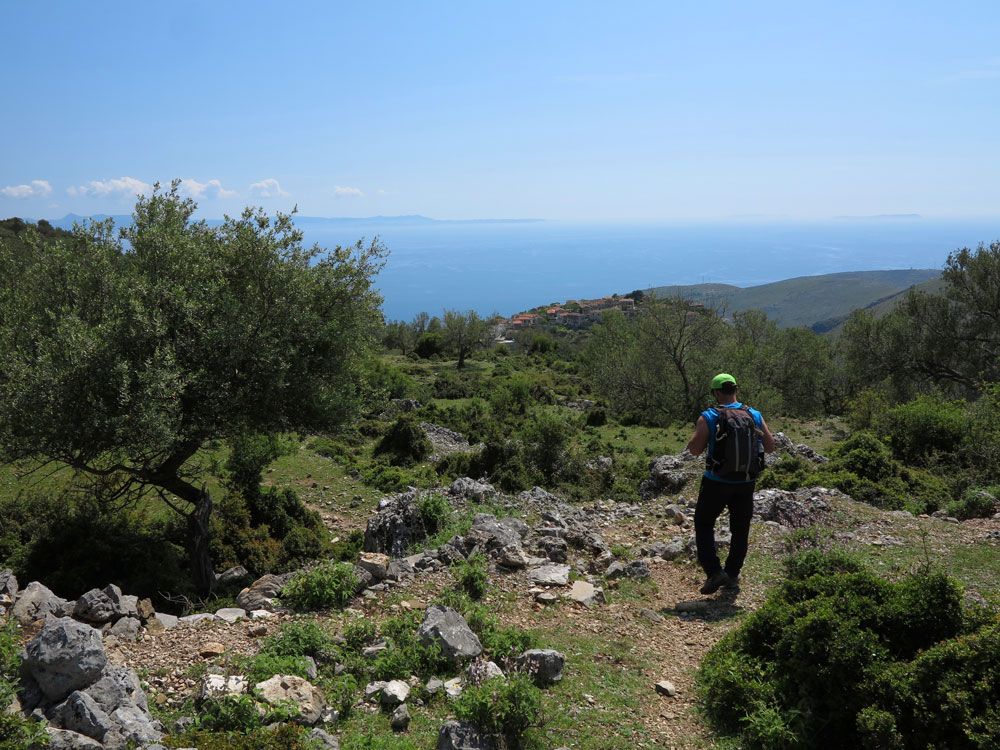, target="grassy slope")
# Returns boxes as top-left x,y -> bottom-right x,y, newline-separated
650,269 -> 941,329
